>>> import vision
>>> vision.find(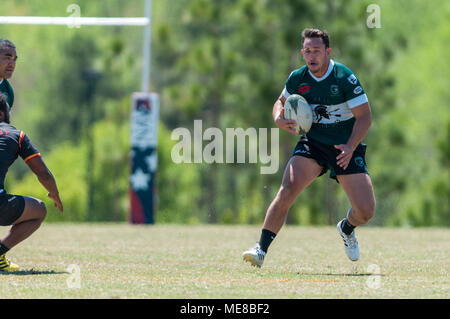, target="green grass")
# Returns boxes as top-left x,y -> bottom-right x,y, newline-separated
0,223 -> 448,298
